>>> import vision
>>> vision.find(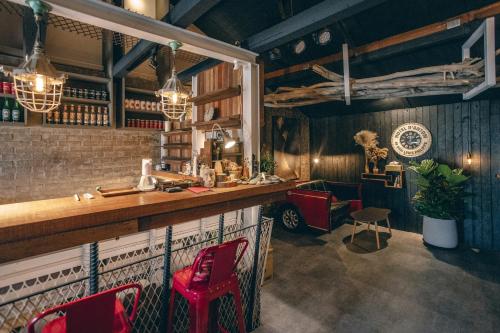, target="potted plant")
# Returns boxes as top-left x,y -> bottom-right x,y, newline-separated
260,151 -> 277,175
409,159 -> 470,248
